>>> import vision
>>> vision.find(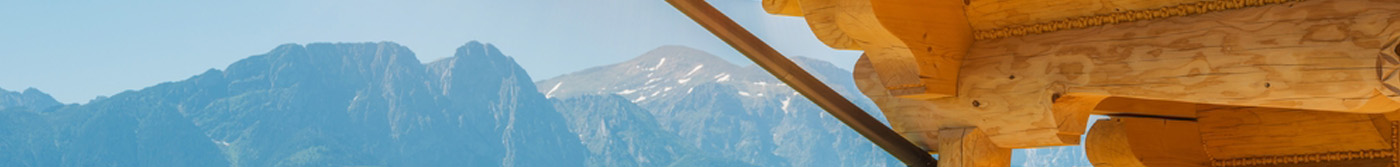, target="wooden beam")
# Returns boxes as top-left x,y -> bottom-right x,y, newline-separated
665,0 -> 936,166
857,55 -> 1081,148
1084,118 -> 1147,167
965,0 -> 1211,31
1085,102 -> 1400,167
938,128 -> 1011,167
1047,93 -> 1108,143
795,0 -> 973,99
963,0 -> 1400,113
796,0 -> 930,98
860,0 -> 1400,151
870,0 -> 973,99
1085,117 -> 1211,167
1196,105 -> 1391,161
1091,97 -> 1198,119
